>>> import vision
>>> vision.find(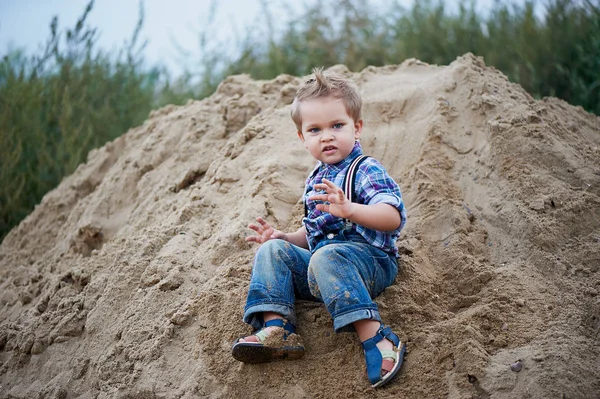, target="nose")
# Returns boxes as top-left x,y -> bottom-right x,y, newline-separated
320,130 -> 334,142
